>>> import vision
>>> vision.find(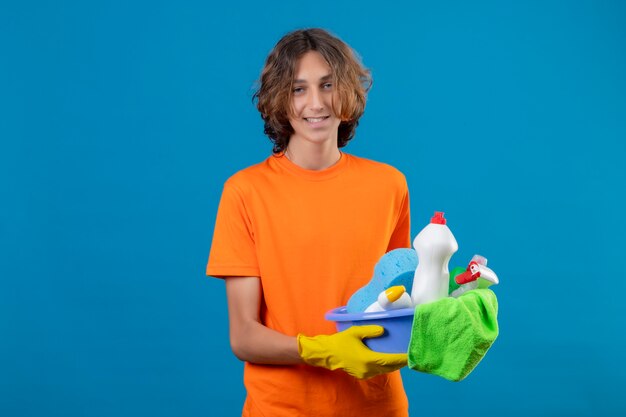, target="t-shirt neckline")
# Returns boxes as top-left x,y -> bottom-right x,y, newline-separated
271,151 -> 349,181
